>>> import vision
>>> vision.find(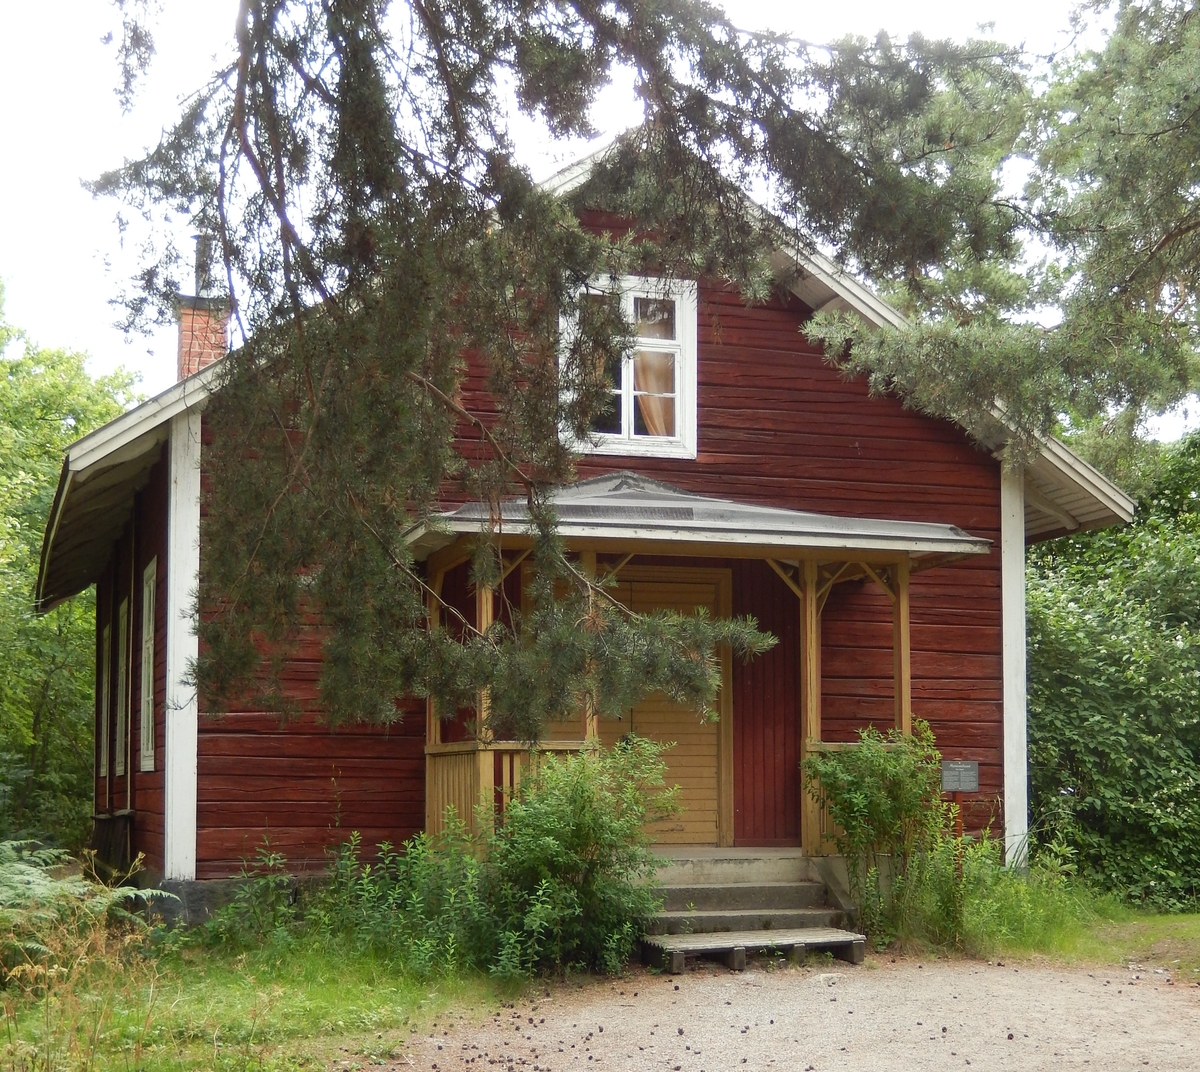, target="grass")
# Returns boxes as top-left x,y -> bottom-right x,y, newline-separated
7,904 -> 1200,1071
1034,909 -> 1200,974
5,828 -> 1200,1071
3,938 -> 517,1071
